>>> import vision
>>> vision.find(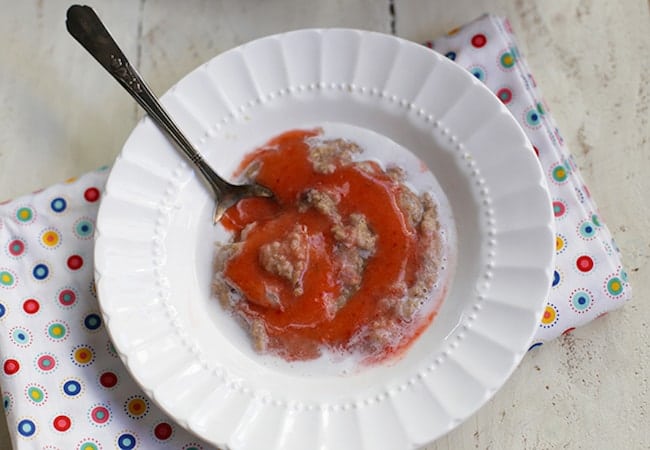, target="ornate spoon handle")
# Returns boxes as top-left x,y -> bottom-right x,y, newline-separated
66,5 -> 272,222
66,6 -> 213,172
